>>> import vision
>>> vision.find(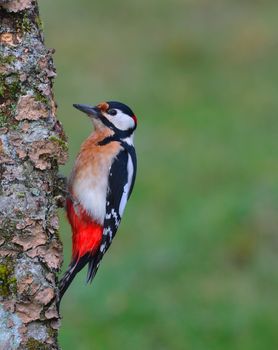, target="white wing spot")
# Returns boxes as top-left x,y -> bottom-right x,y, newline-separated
111,209 -> 120,227
100,243 -> 106,252
103,227 -> 113,241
